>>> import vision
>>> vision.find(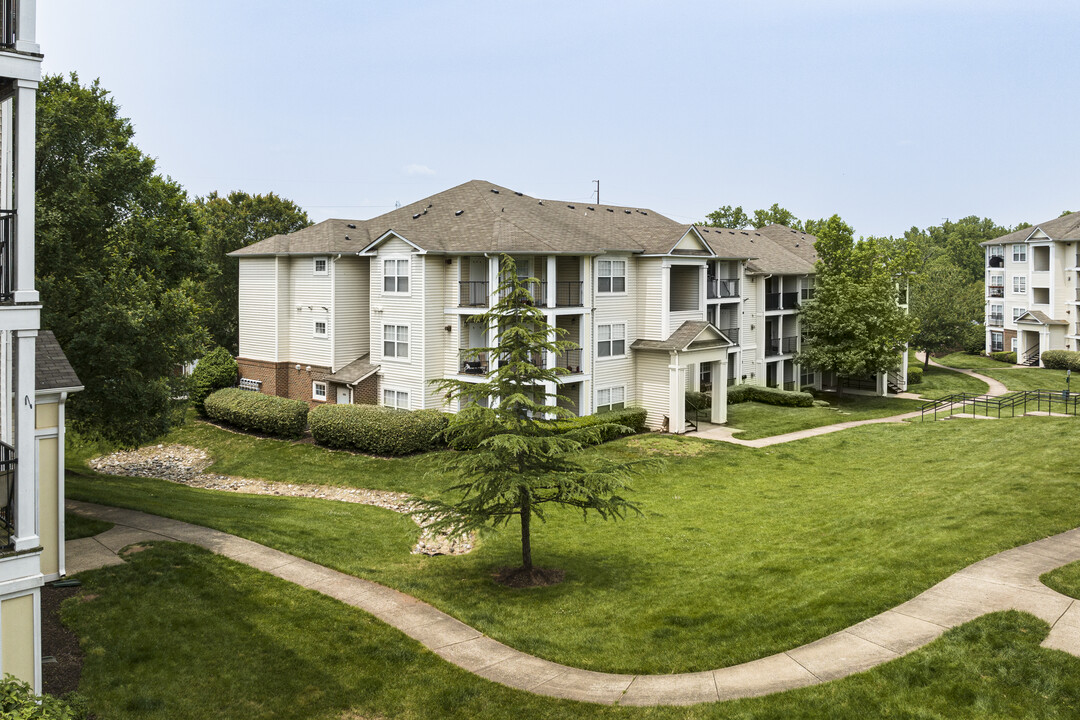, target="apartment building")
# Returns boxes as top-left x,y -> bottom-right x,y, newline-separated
232,181 -> 880,433
0,0 -> 83,692
981,213 -> 1080,364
